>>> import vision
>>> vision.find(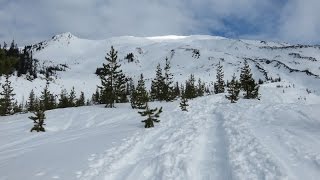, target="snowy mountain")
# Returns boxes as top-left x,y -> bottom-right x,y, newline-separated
1,33 -> 320,180
4,32 -> 320,101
